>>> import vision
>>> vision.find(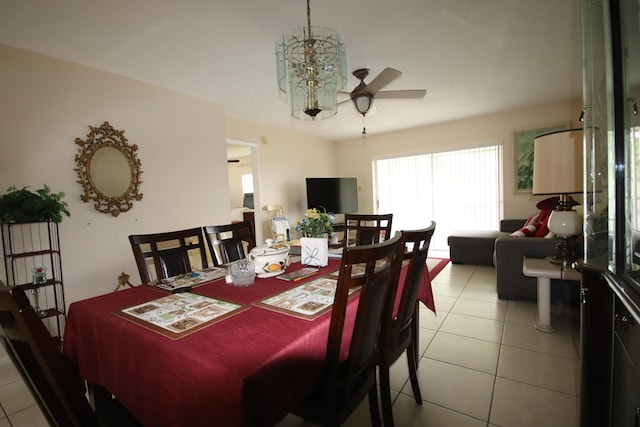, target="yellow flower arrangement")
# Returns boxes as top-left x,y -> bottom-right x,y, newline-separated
296,208 -> 335,238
